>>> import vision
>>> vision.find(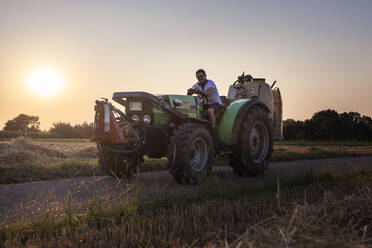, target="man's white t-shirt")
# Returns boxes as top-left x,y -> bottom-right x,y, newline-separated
192,80 -> 223,105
